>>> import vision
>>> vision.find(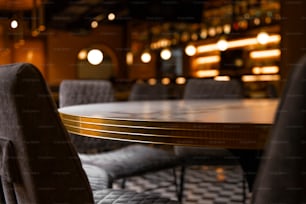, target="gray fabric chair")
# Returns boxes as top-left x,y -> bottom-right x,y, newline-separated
251,55 -> 306,203
128,82 -> 169,101
0,63 -> 179,204
174,78 -> 245,201
59,79 -> 114,107
59,80 -> 128,153
79,144 -> 180,182
182,78 -> 244,99
59,79 -> 181,195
